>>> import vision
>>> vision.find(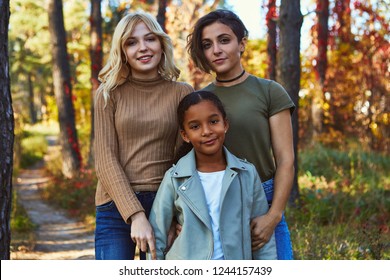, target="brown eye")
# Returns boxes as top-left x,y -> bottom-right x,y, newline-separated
202,42 -> 212,50
145,36 -> 157,42
220,37 -> 230,44
126,40 -> 136,46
